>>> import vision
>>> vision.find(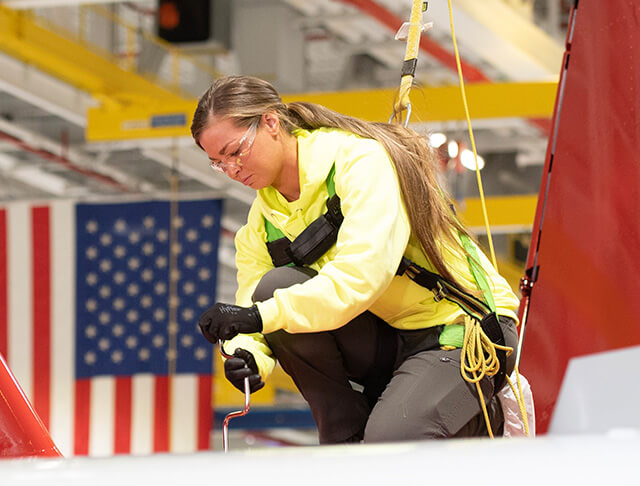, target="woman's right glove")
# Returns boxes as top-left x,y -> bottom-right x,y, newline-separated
224,348 -> 265,393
